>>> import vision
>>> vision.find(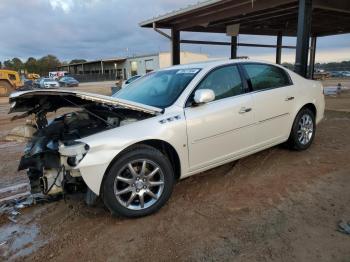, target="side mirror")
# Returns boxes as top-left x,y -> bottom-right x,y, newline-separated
194,89 -> 215,104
